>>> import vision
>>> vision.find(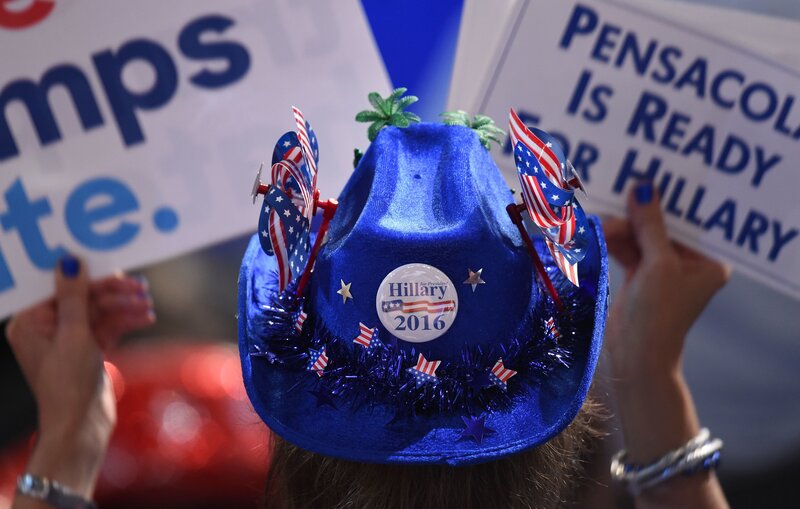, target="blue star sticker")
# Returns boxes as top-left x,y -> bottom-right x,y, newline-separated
308,388 -> 338,409
460,415 -> 495,444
